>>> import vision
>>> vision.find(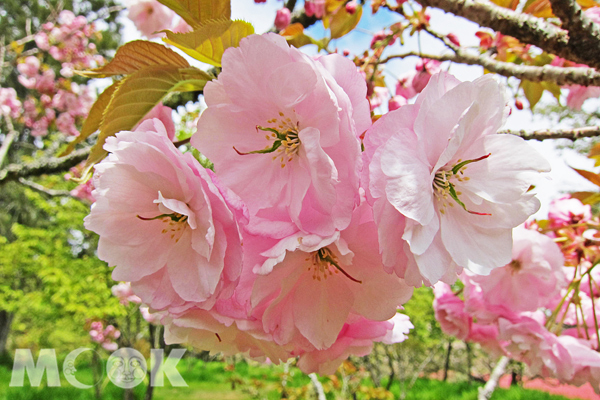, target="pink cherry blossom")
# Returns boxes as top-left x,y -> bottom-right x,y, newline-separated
396,71 -> 417,99
137,103 -> 176,141
305,0 -> 325,18
498,316 -> 574,381
296,314 -> 413,375
249,202 -> 413,351
192,33 -> 369,239
111,282 -> 142,305
0,88 -> 22,118
548,195 -> 592,228
85,119 -> 244,310
127,0 -> 176,38
412,59 -> 442,93
388,95 -> 407,111
566,85 -> 600,110
559,335 -> 600,391
467,323 -> 504,357
466,226 -> 566,312
364,72 -> 550,285
433,282 -> 471,340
